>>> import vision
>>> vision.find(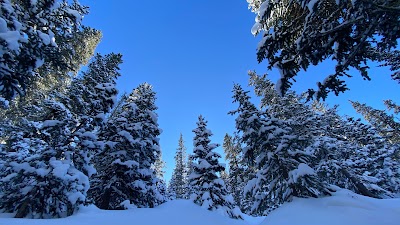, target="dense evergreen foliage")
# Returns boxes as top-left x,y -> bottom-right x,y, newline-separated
222,134 -> 244,208
0,0 -> 89,102
0,0 -> 398,221
0,52 -> 122,218
227,73 -> 400,215
0,1 -> 167,218
230,83 -> 331,215
351,100 -> 400,144
247,0 -> 400,99
90,83 -> 164,209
